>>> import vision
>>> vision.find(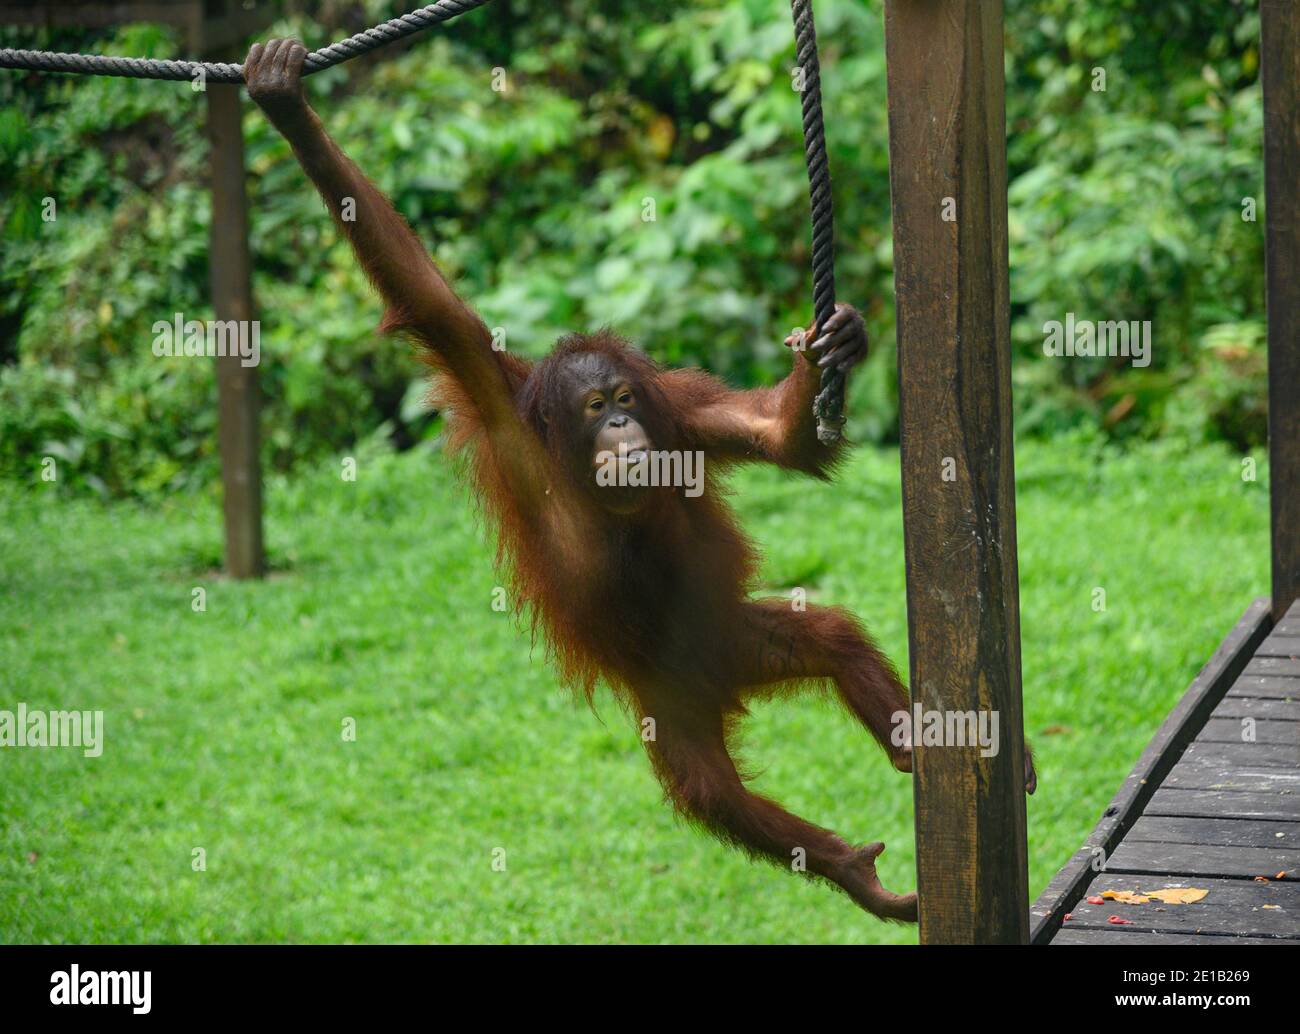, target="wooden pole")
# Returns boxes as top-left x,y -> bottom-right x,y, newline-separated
1262,0 -> 1300,622
206,76 -> 265,578
884,0 -> 1029,943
